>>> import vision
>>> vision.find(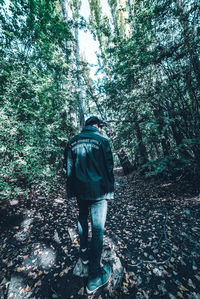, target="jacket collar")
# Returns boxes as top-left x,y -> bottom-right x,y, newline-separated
83,126 -> 99,132
82,125 -> 99,133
